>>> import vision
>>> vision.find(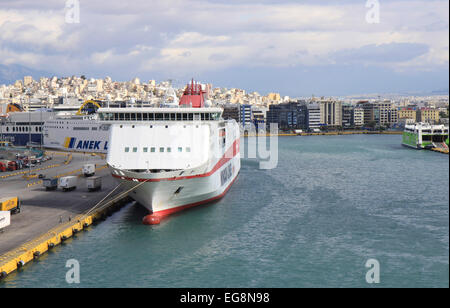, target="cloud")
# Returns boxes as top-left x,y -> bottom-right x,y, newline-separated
332,43 -> 430,64
0,0 -> 448,94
